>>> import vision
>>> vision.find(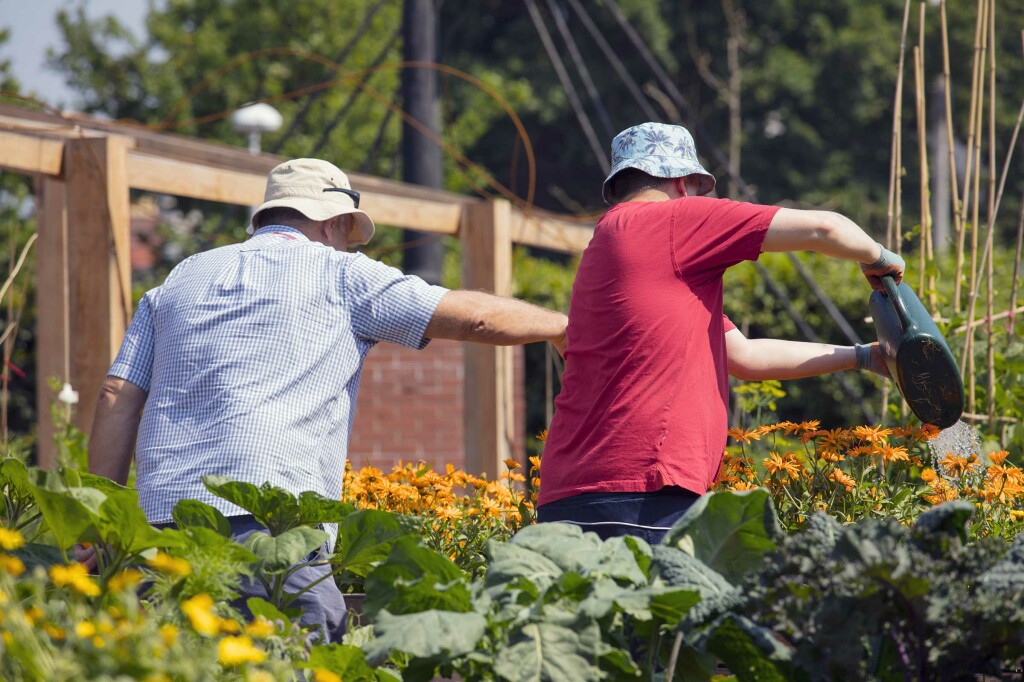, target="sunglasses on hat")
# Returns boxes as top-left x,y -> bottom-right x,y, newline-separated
323,187 -> 360,208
